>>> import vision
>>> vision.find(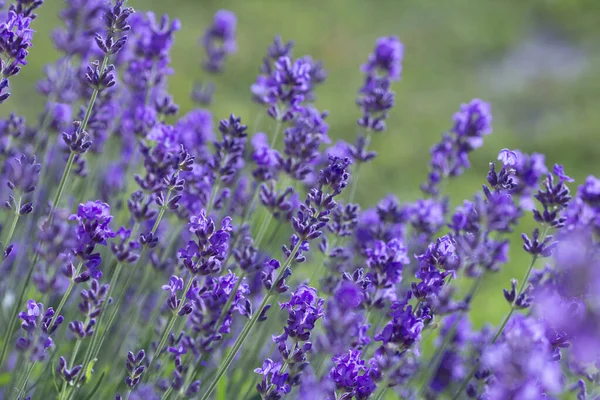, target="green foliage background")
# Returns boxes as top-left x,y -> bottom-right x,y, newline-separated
2,0 -> 600,364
